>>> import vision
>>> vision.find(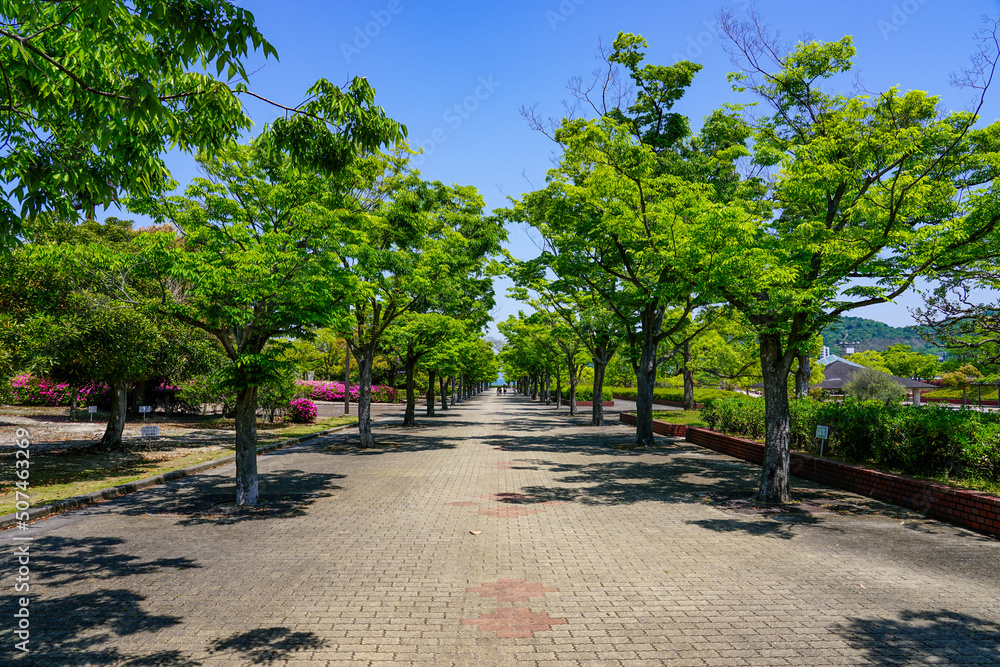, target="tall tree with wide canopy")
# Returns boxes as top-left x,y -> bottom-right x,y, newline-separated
509,32 -> 752,447
0,0 -> 279,250
114,109 -> 402,504
703,12 -> 1000,502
